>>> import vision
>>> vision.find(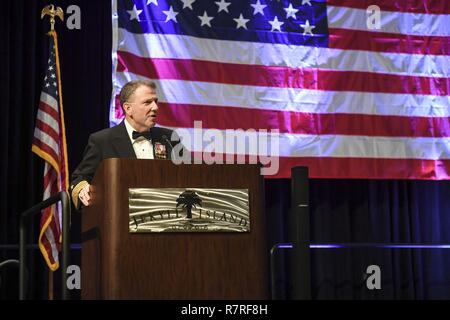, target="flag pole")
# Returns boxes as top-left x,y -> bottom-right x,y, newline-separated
40,3 -> 65,301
